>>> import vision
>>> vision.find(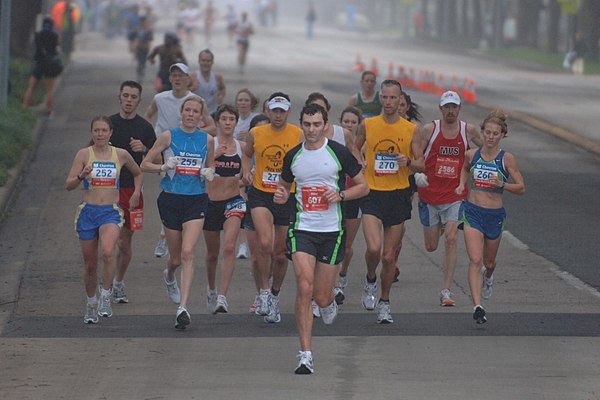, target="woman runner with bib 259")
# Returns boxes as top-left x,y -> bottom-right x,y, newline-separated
455,110 -> 525,324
